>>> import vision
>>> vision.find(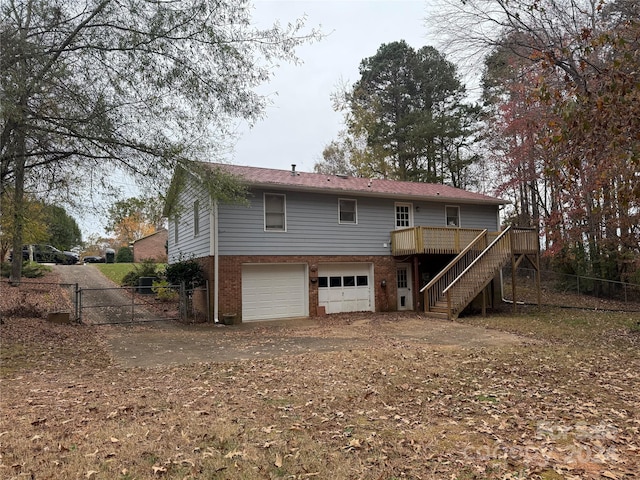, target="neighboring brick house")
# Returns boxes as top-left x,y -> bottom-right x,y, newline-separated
165,163 -> 539,323
132,229 -> 168,263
